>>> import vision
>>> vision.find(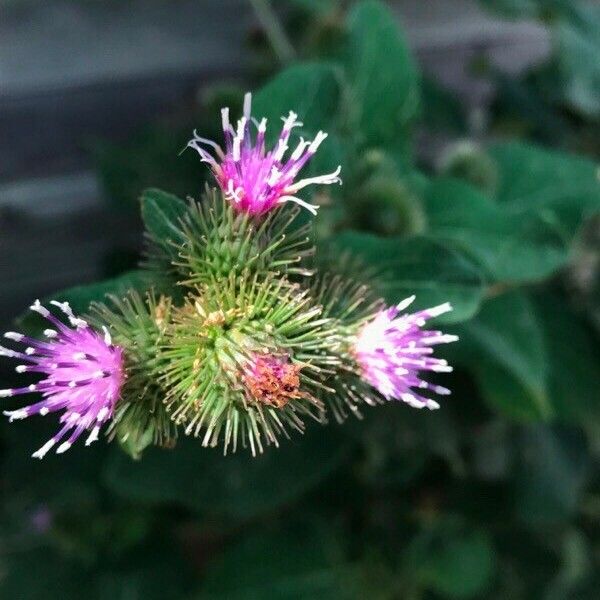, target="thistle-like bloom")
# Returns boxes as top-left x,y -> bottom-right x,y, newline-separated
187,92 -> 342,215
0,300 -> 124,458
354,296 -> 458,410
243,354 -> 304,409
